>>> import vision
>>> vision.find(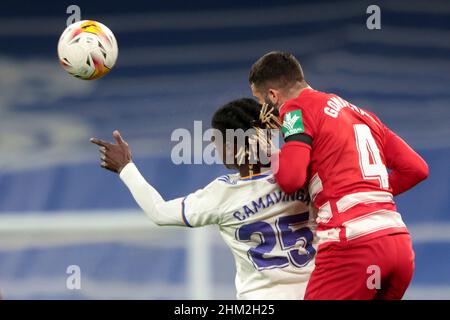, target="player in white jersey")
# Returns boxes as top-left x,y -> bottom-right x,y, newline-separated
91,98 -> 317,299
